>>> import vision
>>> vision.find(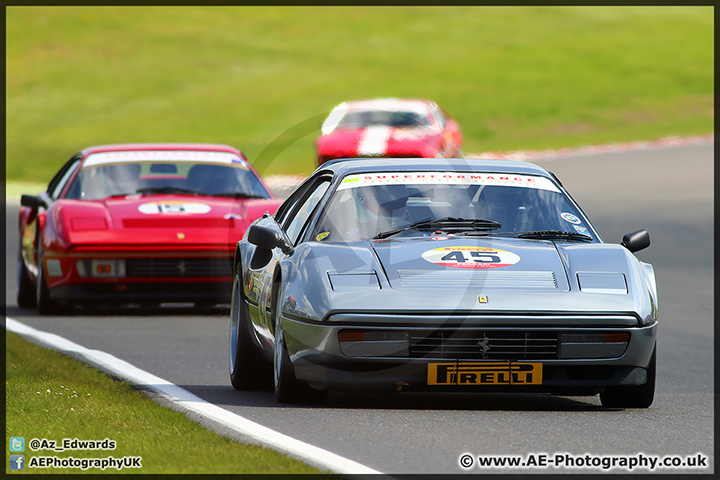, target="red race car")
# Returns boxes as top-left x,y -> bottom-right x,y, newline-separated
17,143 -> 282,314
316,98 -> 463,166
